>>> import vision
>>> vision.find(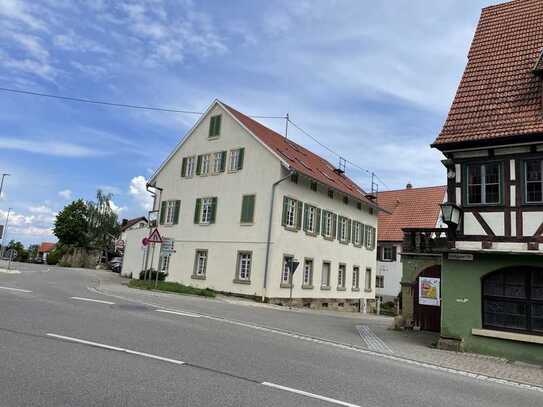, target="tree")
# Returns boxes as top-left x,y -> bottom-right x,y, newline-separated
27,244 -> 39,260
87,190 -> 121,256
53,199 -> 89,247
7,240 -> 28,262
